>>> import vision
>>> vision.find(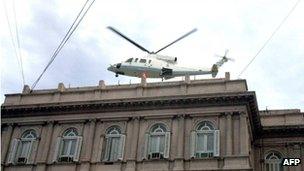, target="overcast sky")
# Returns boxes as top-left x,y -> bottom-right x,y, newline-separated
1,0 -> 303,111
